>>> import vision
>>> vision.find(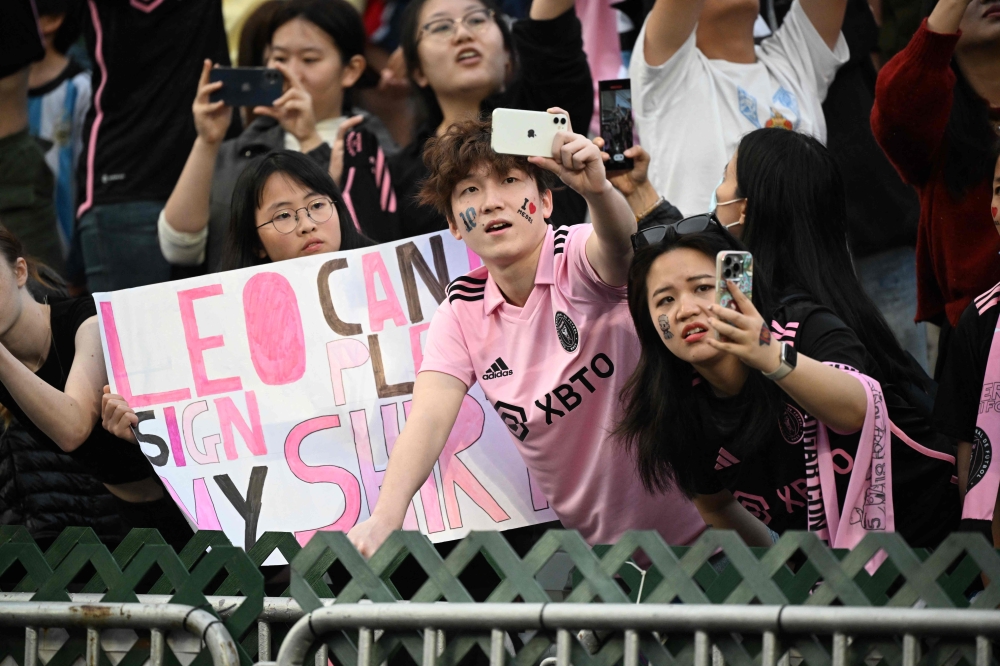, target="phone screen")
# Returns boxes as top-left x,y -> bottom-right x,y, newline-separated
599,79 -> 634,172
